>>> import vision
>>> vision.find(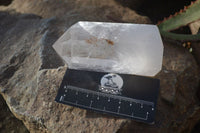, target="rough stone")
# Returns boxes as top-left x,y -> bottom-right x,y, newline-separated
0,0 -> 150,24
189,20 -> 200,100
0,0 -> 200,133
0,95 -> 29,133
157,69 -> 177,104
